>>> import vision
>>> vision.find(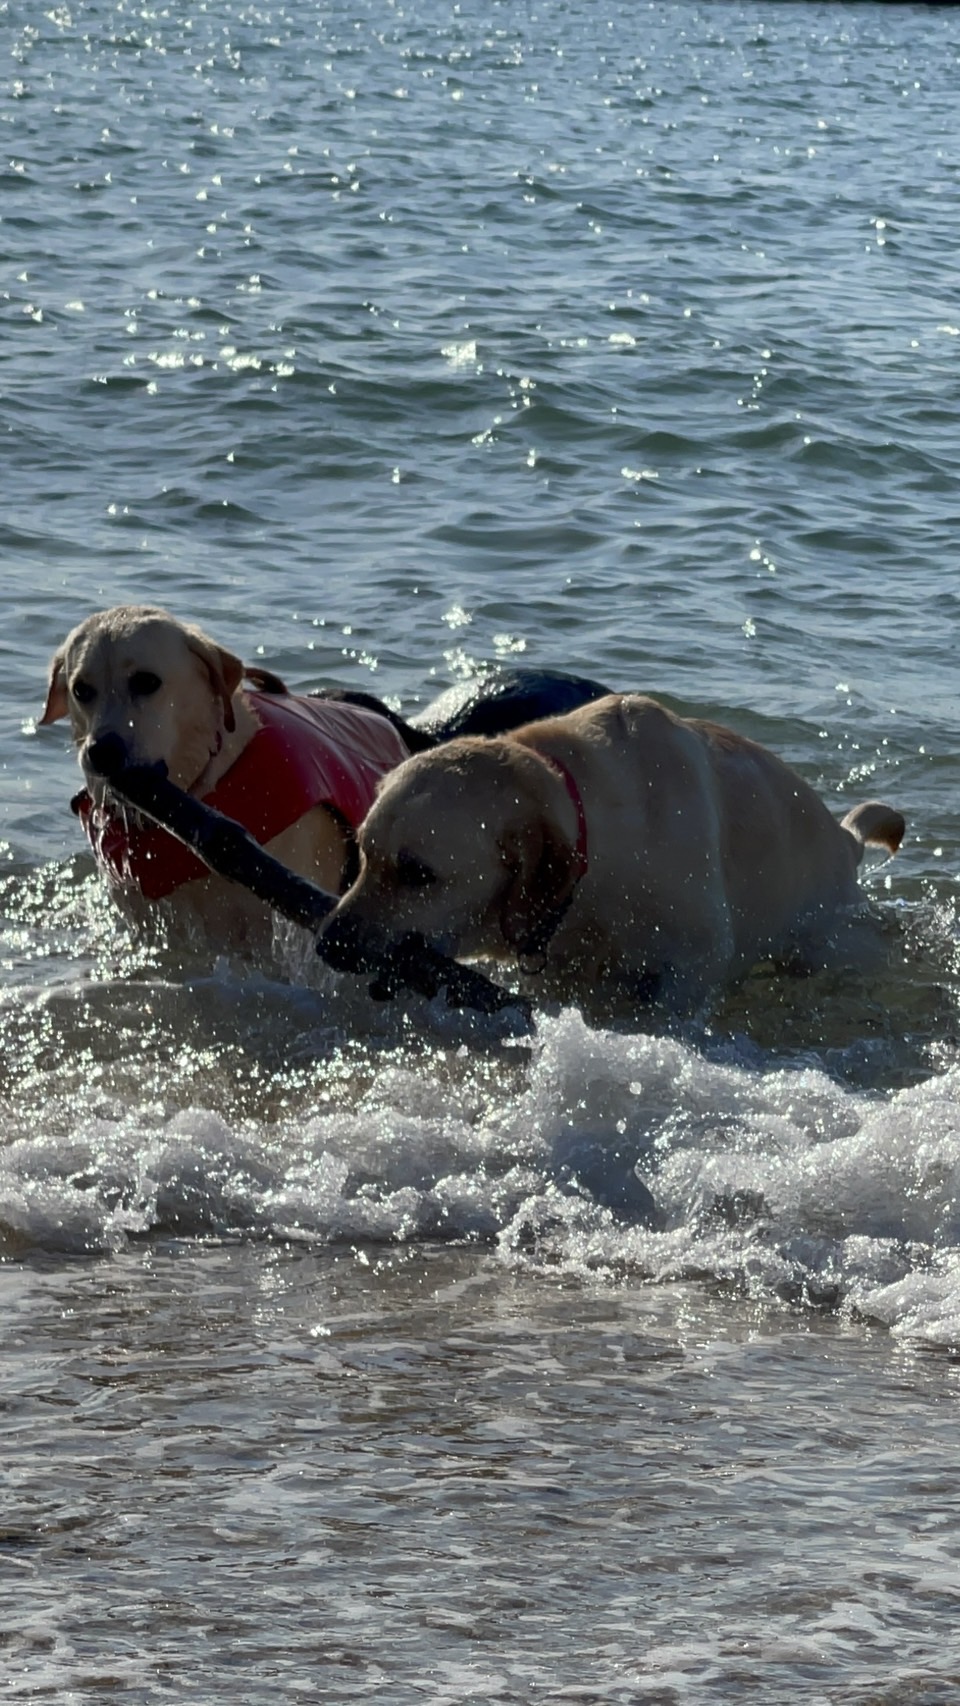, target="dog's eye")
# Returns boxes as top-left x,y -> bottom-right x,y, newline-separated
71,679 -> 96,705
129,670 -> 162,697
395,851 -> 436,888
